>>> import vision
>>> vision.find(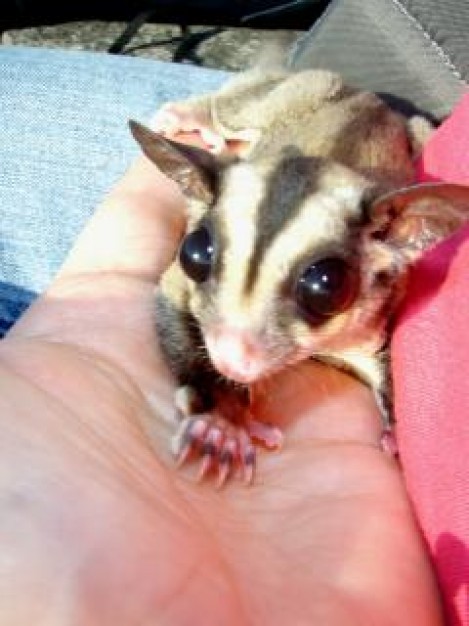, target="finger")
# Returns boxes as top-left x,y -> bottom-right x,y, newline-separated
57,155 -> 186,282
